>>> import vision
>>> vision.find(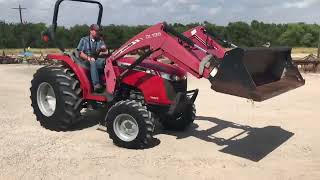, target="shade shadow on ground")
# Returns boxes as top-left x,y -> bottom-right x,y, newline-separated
40,108 -> 107,132
50,111 -> 293,157
158,116 -> 294,162
69,108 -> 107,131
